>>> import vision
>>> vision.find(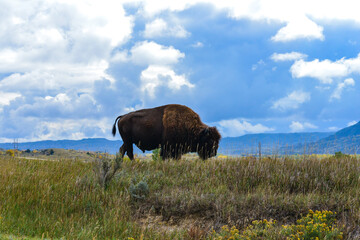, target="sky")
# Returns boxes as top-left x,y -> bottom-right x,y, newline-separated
1,0 -> 360,142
